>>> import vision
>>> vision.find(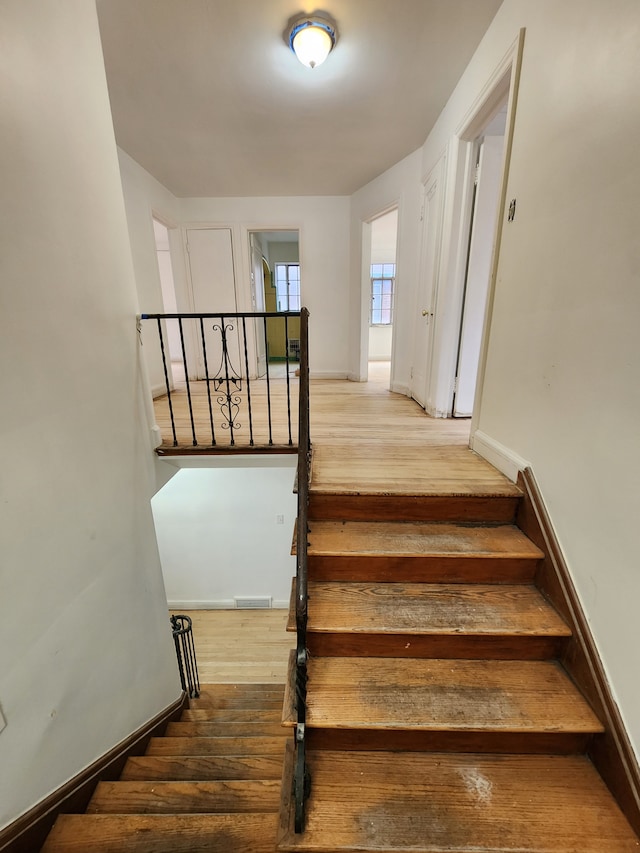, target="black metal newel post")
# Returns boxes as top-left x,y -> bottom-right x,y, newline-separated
170,614 -> 200,699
